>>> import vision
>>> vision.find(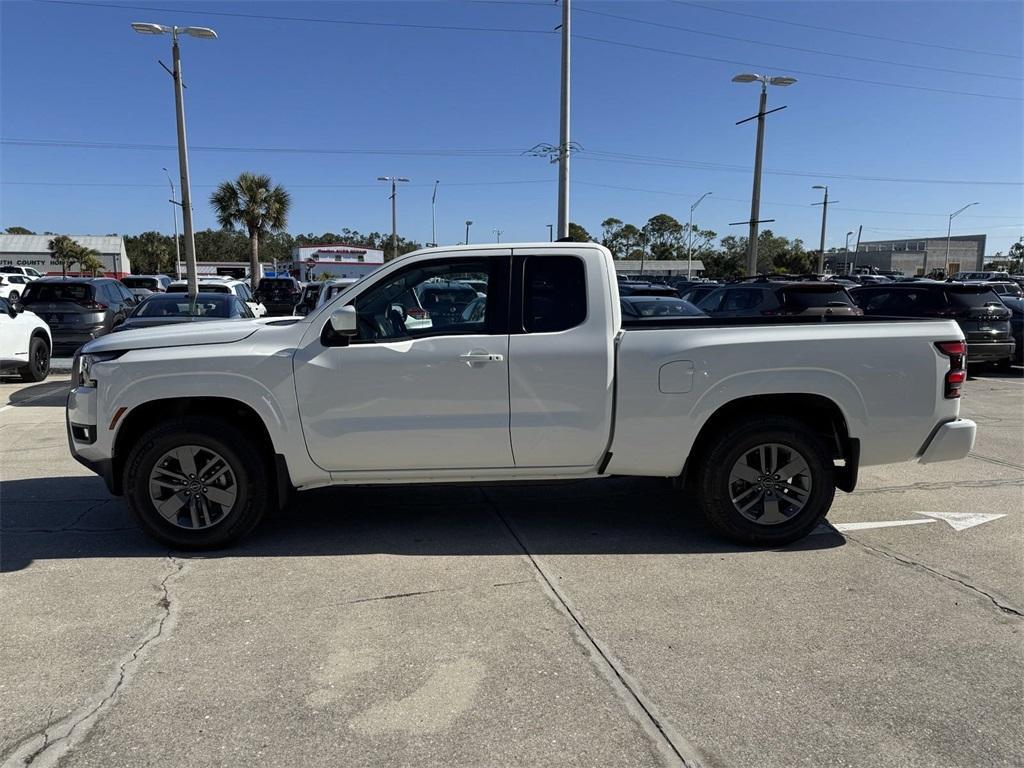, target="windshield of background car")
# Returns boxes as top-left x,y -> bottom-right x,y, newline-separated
167,283 -> 230,294
782,287 -> 855,308
946,287 -> 1001,307
133,295 -> 234,317
624,298 -> 704,317
22,282 -> 93,303
122,277 -> 158,290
